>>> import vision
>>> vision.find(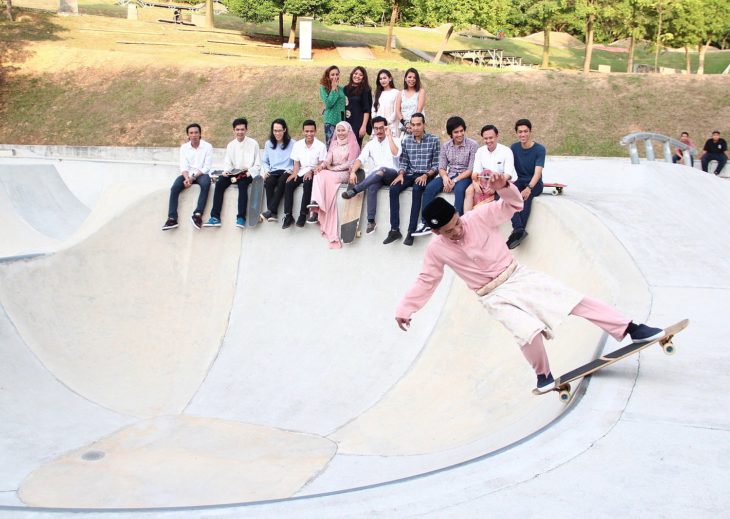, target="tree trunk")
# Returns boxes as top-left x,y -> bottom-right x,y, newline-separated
385,2 -> 398,54
582,15 -> 594,73
541,28 -> 550,68
697,41 -> 708,75
433,23 -> 453,64
288,14 -> 297,45
654,4 -> 663,72
627,34 -> 635,72
278,12 -> 284,38
203,0 -> 213,29
684,46 -> 691,74
5,0 -> 13,21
